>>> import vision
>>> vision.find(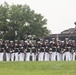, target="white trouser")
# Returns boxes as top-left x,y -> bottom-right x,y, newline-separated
49,52 -> 52,61
51,52 -> 56,61
34,53 -> 37,61
14,52 -> 19,61
38,52 -> 44,61
44,52 -> 49,61
0,52 -> 4,61
62,52 -> 66,61
31,53 -> 36,61
70,53 -> 73,61
26,52 -> 30,61
57,52 -> 61,61
11,53 -> 15,61
72,52 -> 76,61
66,52 -> 71,61
19,53 -> 24,61
6,53 -> 10,61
